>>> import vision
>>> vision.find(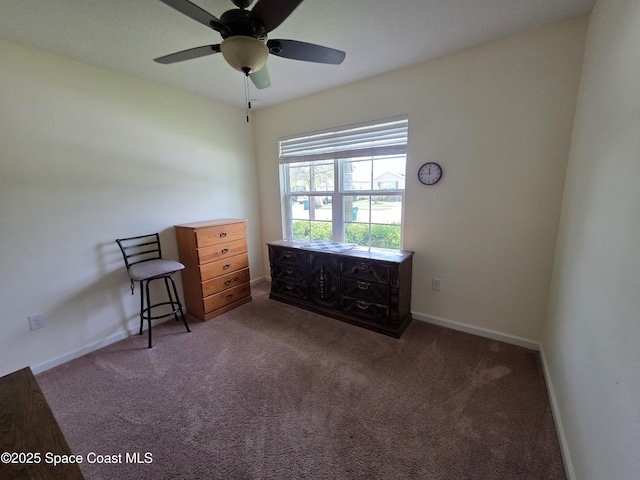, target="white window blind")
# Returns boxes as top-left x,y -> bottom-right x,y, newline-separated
279,116 -> 408,164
